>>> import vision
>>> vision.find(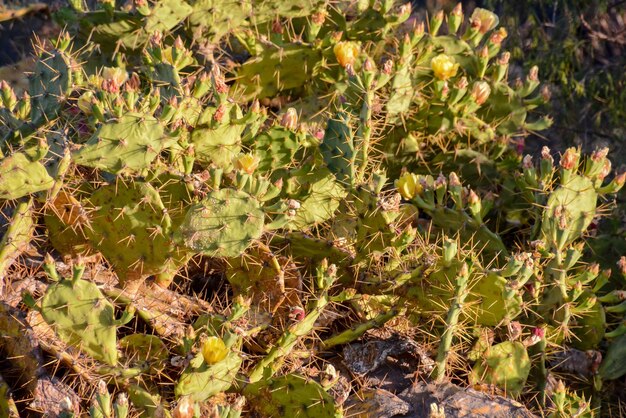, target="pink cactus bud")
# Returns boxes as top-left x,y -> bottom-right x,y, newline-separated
451,3 -> 462,16
280,108 -> 298,130
435,173 -> 447,188
414,21 -> 425,36
498,52 -> 510,65
213,103 -> 226,122
541,85 -> 551,102
560,148 -> 579,170
398,3 -> 411,16
615,172 -> 626,186
149,31 -> 162,46
449,172 -> 461,187
588,263 -> 600,275
599,159 -> 612,180
363,58 -> 375,72
489,27 -> 507,45
471,81 -> 491,105
101,79 -> 119,93
522,154 -> 533,169
441,81 -> 450,97
382,59 -> 394,75
272,18 -> 283,34
274,178 -> 284,189
211,66 -> 228,94
468,189 -> 480,205
289,306 -> 305,321
311,11 -> 326,26
591,147 -> 609,162
532,327 -> 545,338
126,72 -> 140,92
455,76 -> 468,89
618,256 -> 626,275
541,146 -> 553,162
528,66 -> 539,82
